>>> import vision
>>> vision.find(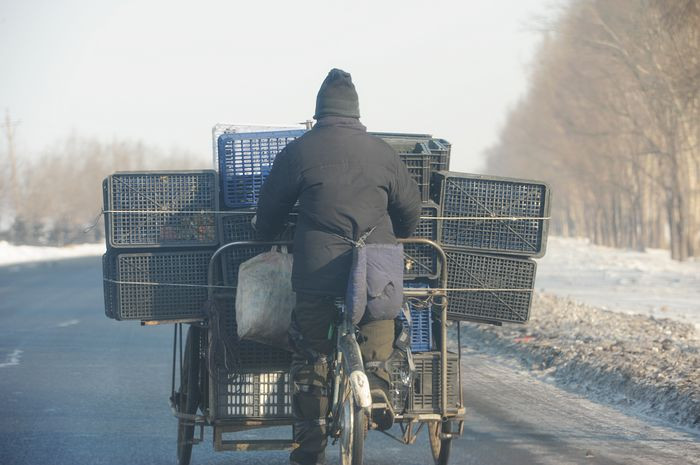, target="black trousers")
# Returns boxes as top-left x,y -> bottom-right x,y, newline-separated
288,293 -> 394,465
